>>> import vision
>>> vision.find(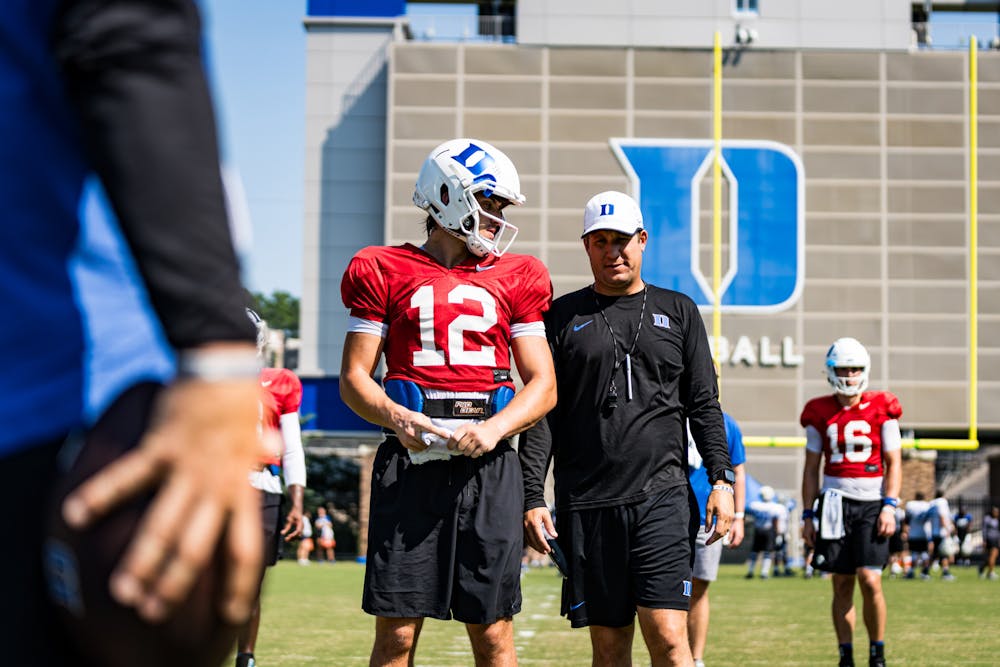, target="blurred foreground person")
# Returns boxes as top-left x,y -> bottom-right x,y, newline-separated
1,1 -> 263,665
